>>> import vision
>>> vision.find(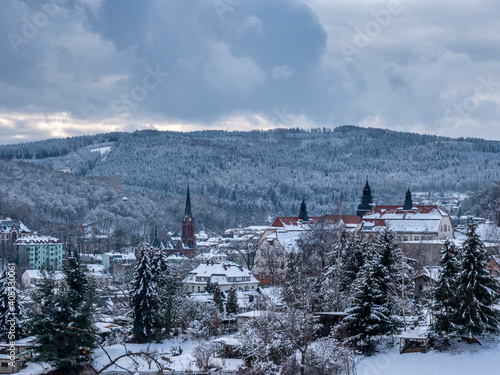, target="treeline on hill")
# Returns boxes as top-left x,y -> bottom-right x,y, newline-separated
462,180 -> 500,221
2,126 -> 500,234
0,158 -> 180,244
